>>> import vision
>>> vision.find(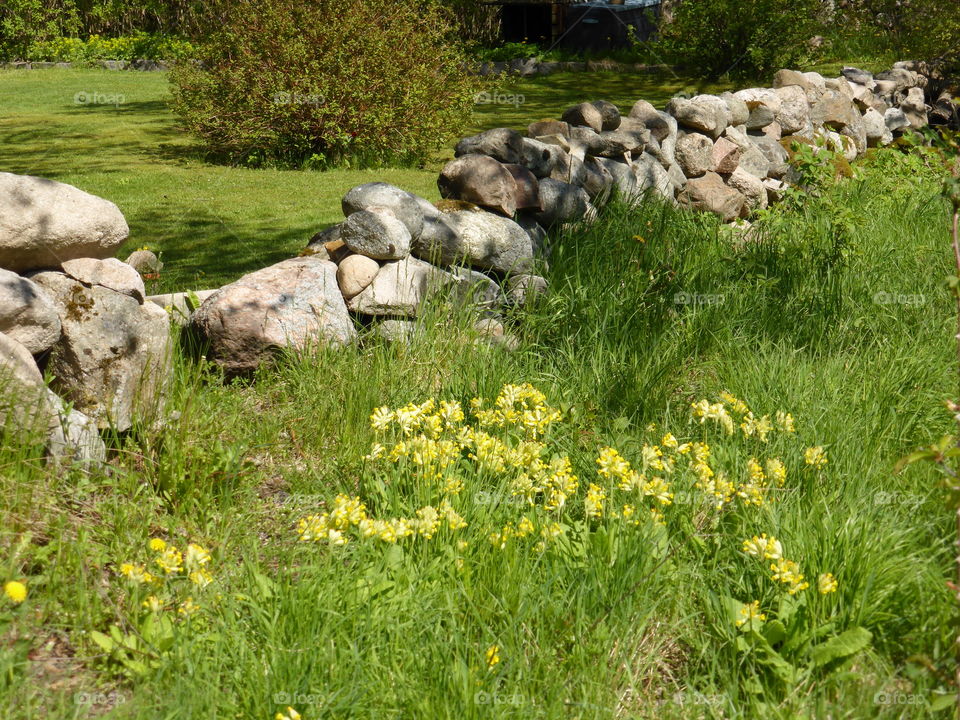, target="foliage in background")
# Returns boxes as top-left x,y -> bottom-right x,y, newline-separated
831,0 -> 960,73
659,0 -> 826,79
168,0 -> 480,169
27,32 -> 193,62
